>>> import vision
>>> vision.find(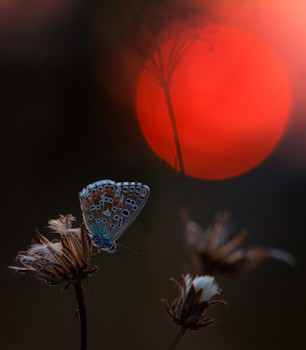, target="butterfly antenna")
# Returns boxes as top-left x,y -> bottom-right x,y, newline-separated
117,244 -> 144,260
118,248 -> 133,262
